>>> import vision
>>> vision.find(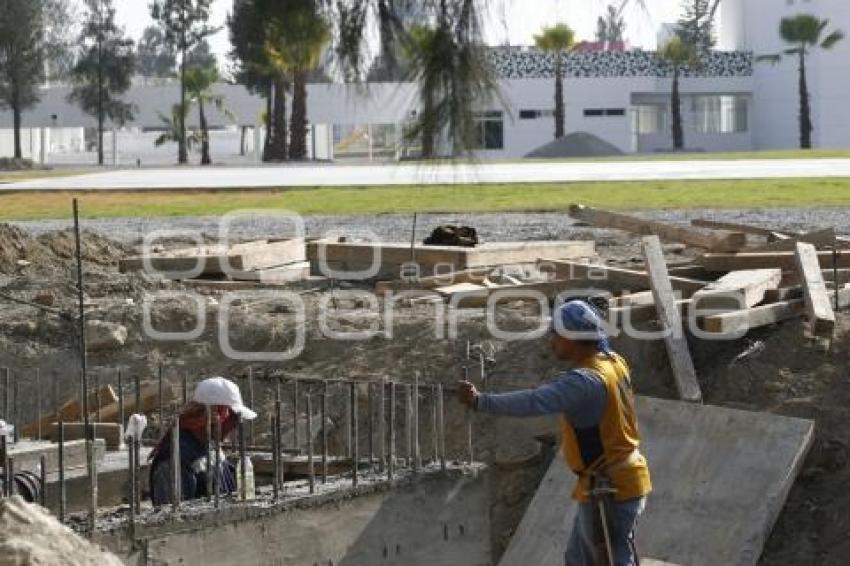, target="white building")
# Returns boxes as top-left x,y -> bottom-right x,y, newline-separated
1,1 -> 847,164
720,0 -> 850,149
